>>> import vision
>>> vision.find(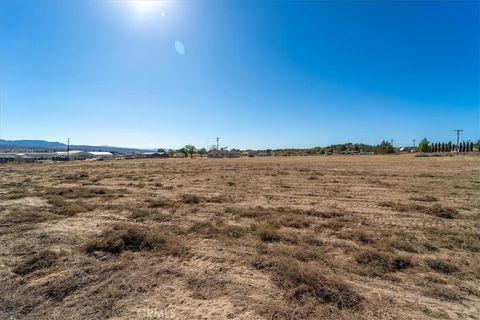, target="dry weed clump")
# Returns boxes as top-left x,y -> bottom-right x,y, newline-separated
225,206 -> 274,219
355,250 -> 413,276
129,208 -> 173,222
186,274 -> 230,300
388,239 -> 418,253
47,195 -> 94,216
43,187 -> 110,199
13,250 -> 59,275
271,258 -> 363,310
426,259 -> 459,274
379,201 -> 458,219
180,194 -> 202,204
146,197 -> 174,208
85,224 -> 168,255
188,220 -> 249,239
4,189 -> 37,200
257,225 -> 281,242
423,285 -> 463,302
1,208 -> 56,225
409,195 -> 439,202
